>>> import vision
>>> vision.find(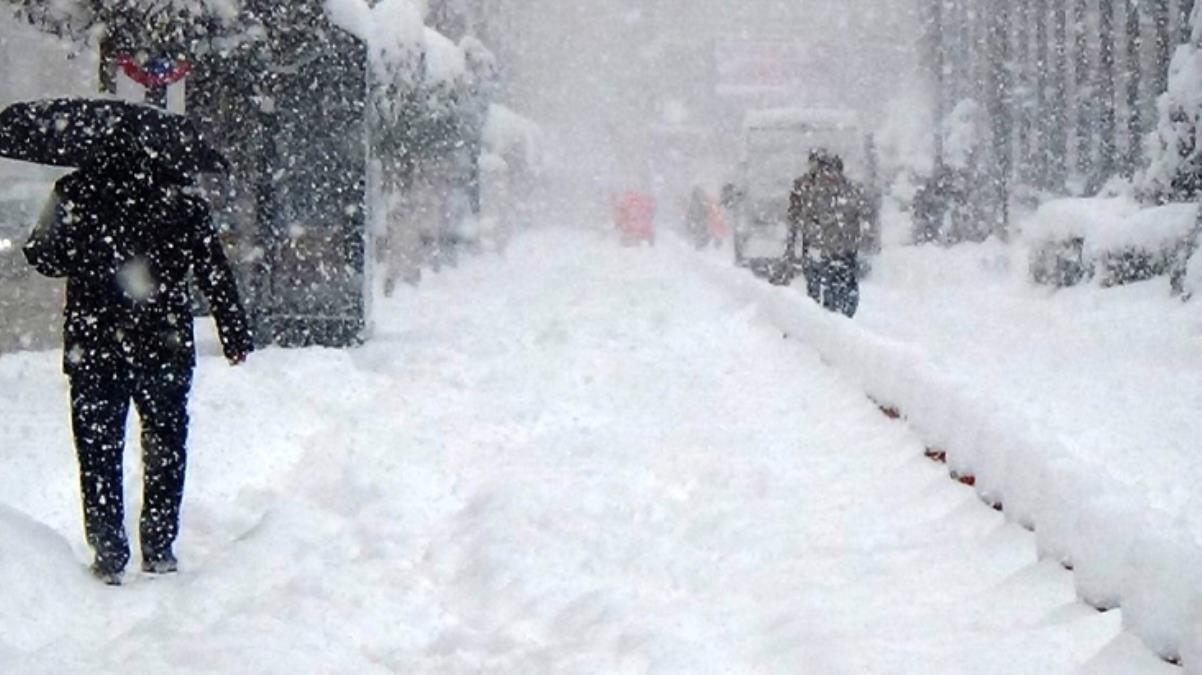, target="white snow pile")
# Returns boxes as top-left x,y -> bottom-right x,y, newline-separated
1023,197 -> 1195,254
1022,196 -> 1196,284
692,241 -> 1202,665
1022,197 -> 1143,245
